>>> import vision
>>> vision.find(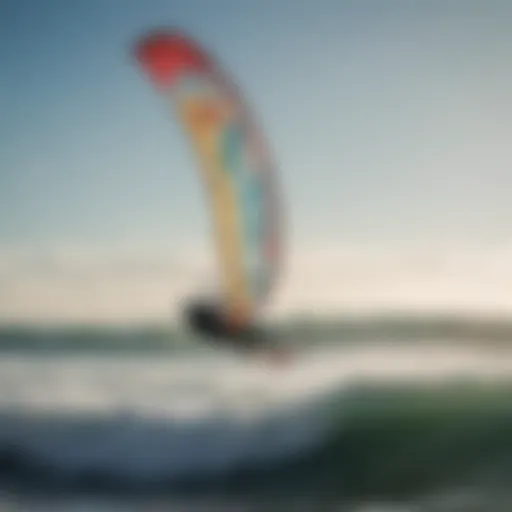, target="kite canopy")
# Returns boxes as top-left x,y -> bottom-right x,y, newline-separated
134,29 -> 282,327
